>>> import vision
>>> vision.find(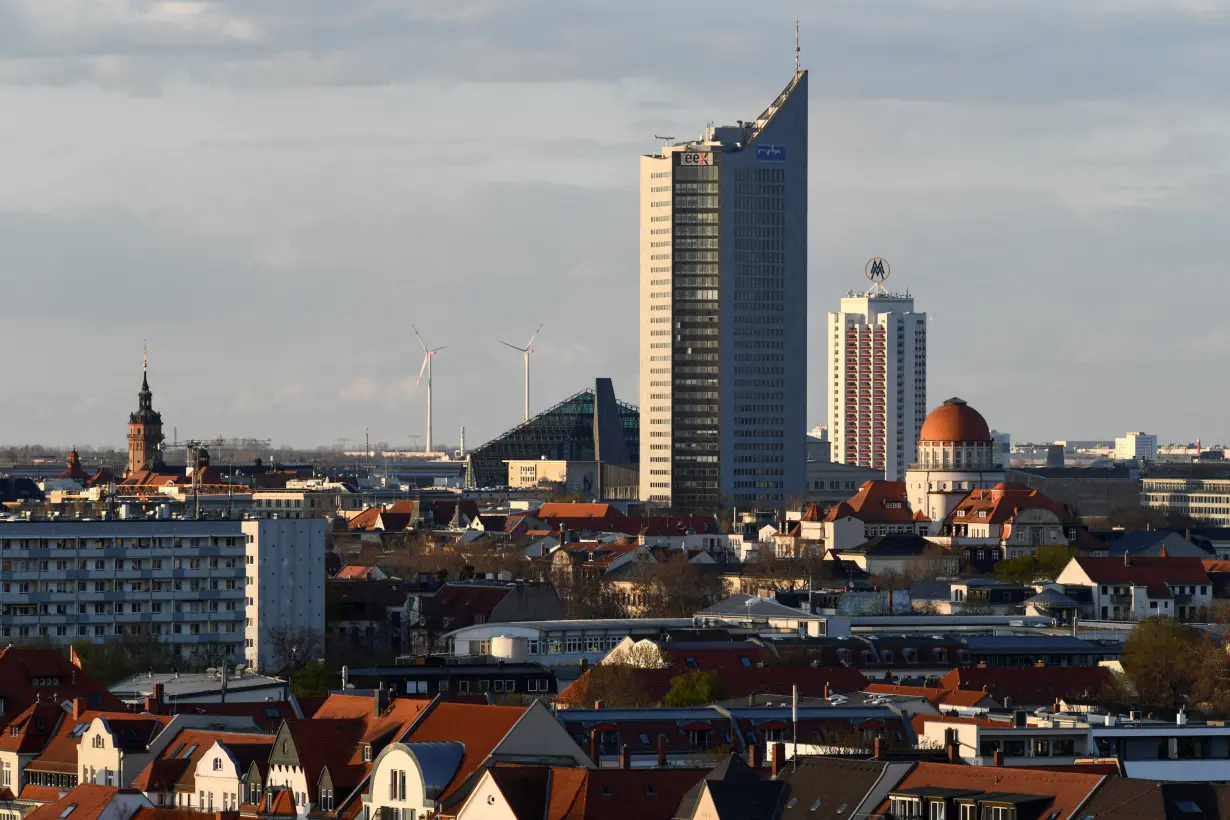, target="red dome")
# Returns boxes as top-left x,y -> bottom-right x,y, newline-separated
919,397 -> 991,443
